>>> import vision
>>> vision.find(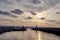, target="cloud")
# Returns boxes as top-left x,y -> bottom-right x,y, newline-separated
16,0 -> 21,2
0,11 -> 10,15
40,17 -> 45,20
10,15 -> 17,18
30,11 -> 36,15
25,16 -> 32,19
11,9 -> 24,15
30,0 -> 41,4
0,0 -> 60,12
22,0 -> 60,12
56,12 -> 60,14
37,17 -> 45,20
0,0 -> 13,4
0,19 -> 14,21
47,20 -> 60,24
56,22 -> 60,24
0,10 -> 17,18
47,20 -> 55,22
